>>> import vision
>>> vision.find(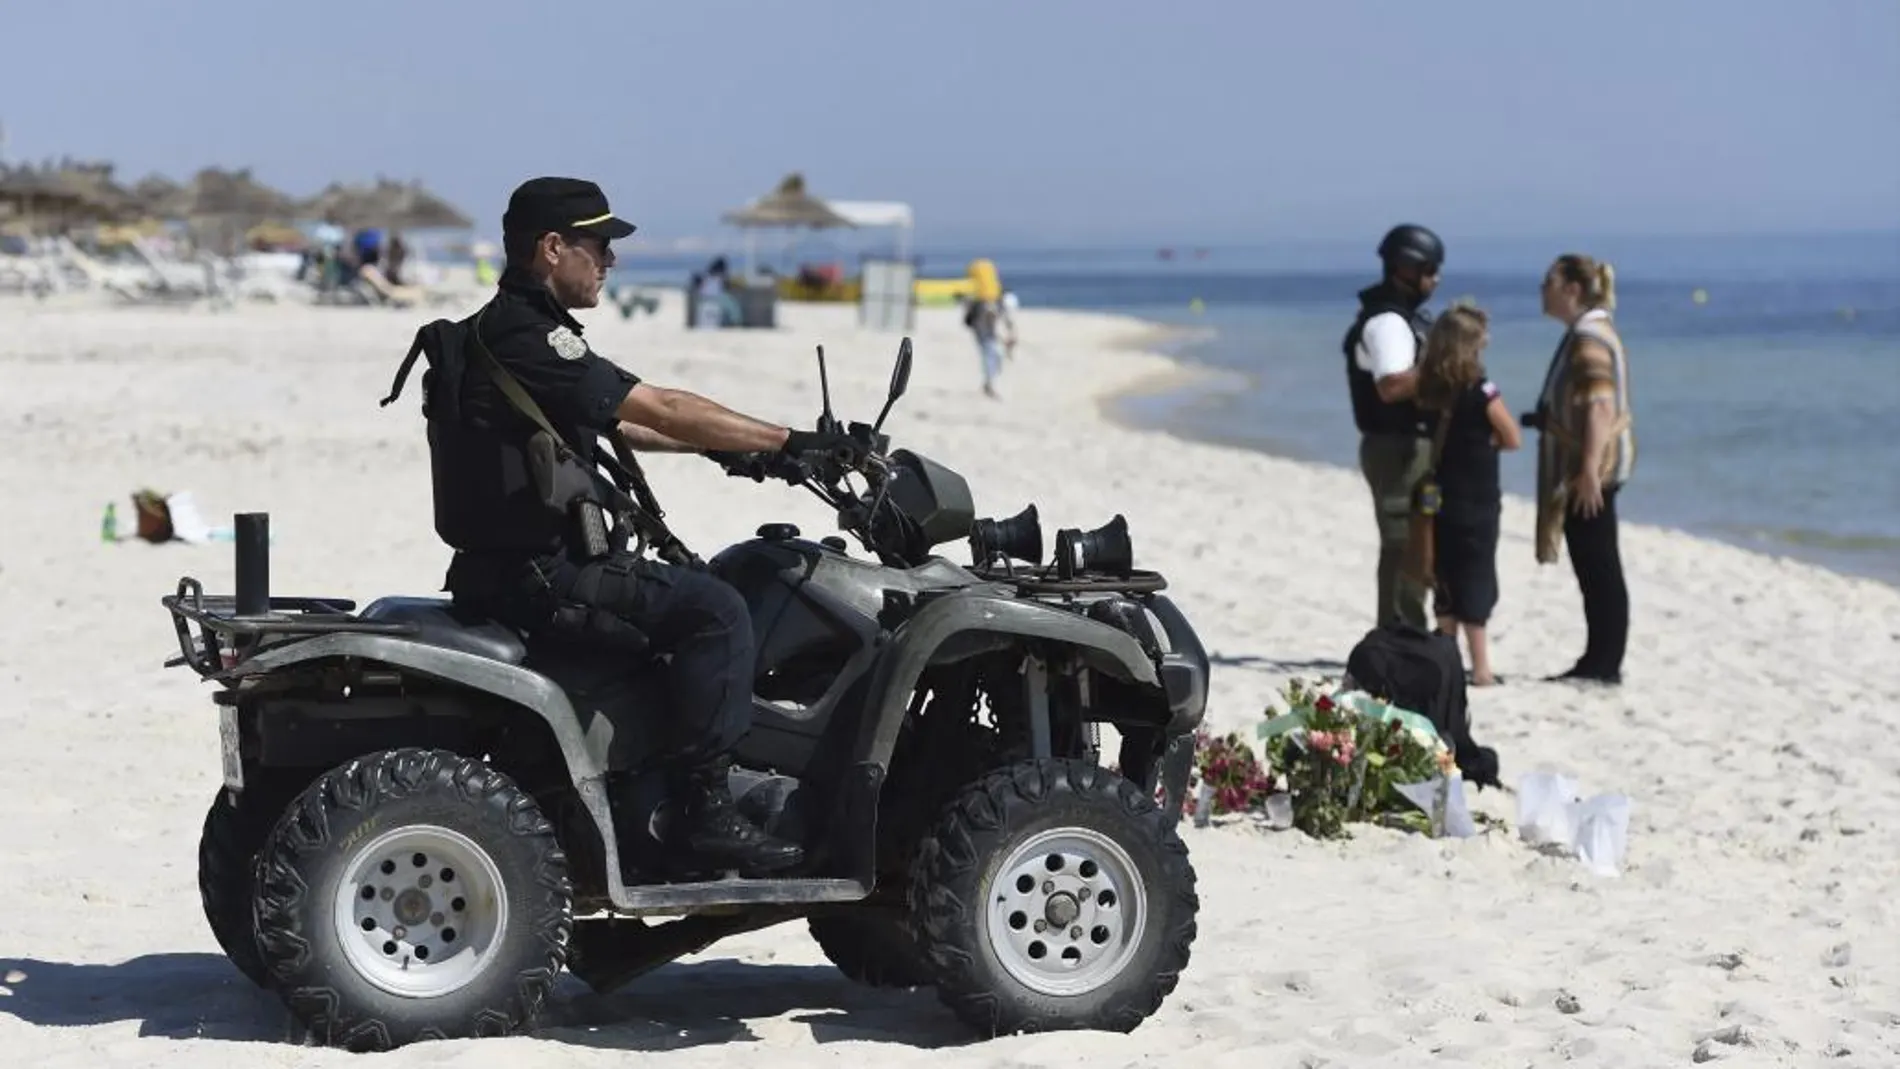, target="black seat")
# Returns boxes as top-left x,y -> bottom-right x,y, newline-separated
359,597 -> 528,665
